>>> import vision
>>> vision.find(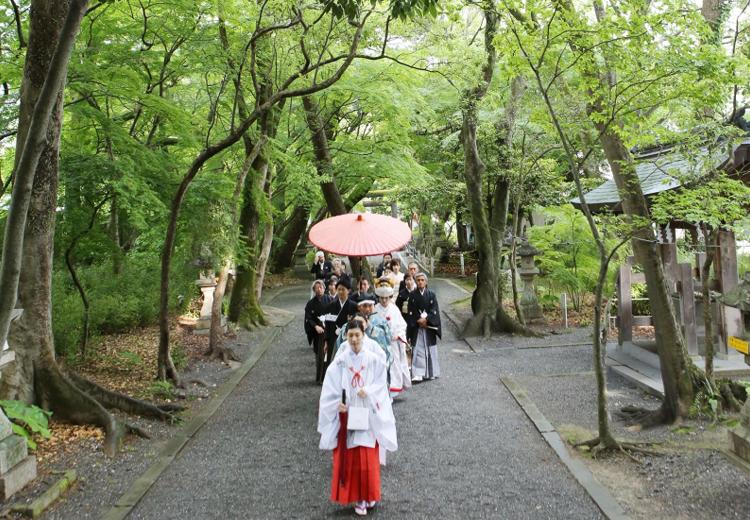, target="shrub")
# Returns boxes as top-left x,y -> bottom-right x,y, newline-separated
52,255 -> 194,358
